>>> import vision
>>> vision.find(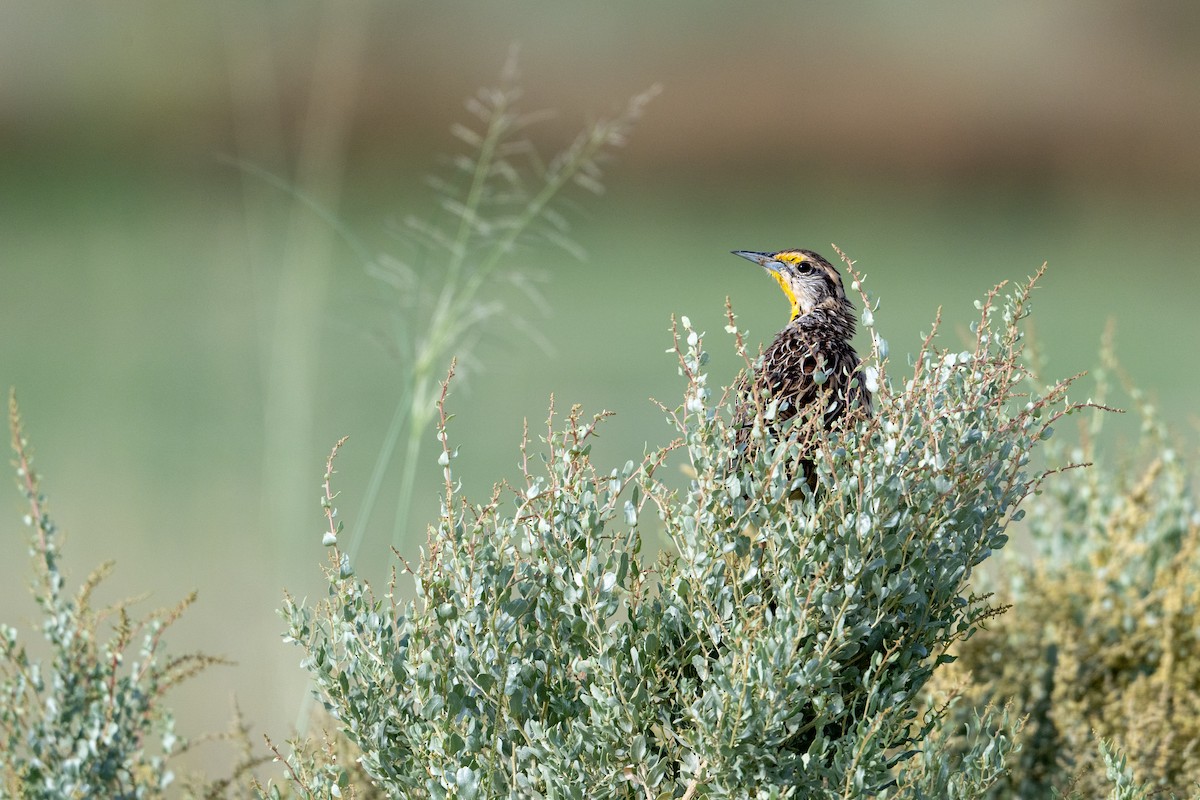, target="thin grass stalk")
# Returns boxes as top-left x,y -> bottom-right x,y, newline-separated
390,392 -> 430,547
376,79 -> 657,551
260,7 -> 368,566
